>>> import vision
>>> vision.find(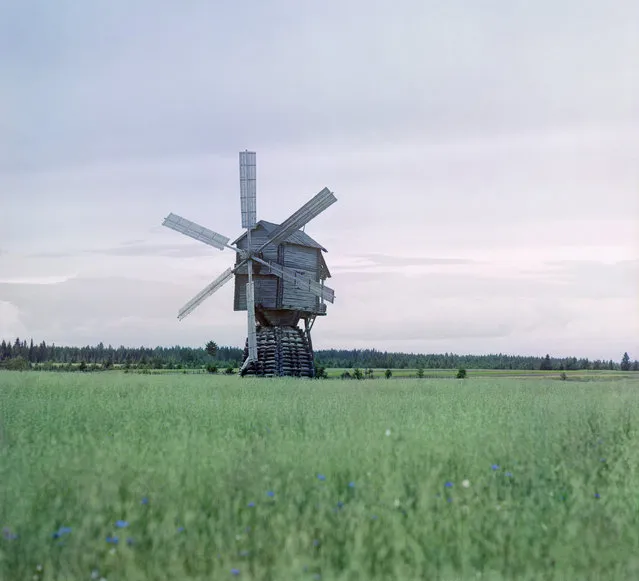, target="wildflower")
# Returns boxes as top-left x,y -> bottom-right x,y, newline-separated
231,568 -> 240,576
177,527 -> 185,533
317,474 -> 326,481
2,527 -> 18,540
594,493 -> 600,499
126,537 -> 134,546
600,458 -> 606,463
115,520 -> 129,528
505,472 -> 513,478
445,481 -> 453,488
106,536 -> 119,544
336,501 -> 344,509
239,550 -> 250,557
141,497 -> 149,505
385,429 -> 391,437
247,502 -> 255,508
313,575 -> 321,581
447,498 -> 453,503
371,515 -> 378,520
52,526 -> 72,539
313,539 -> 320,547
491,464 -> 500,471
462,480 -> 470,488
348,481 -> 355,488
266,491 -> 275,498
